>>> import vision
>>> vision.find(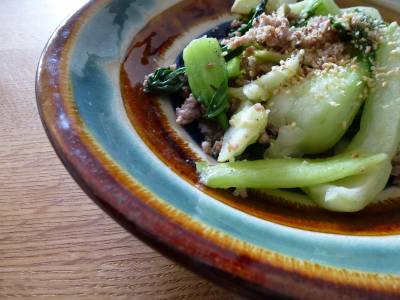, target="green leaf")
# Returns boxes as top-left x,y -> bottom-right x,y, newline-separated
207,82 -> 229,119
183,37 -> 229,128
144,67 -> 186,95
